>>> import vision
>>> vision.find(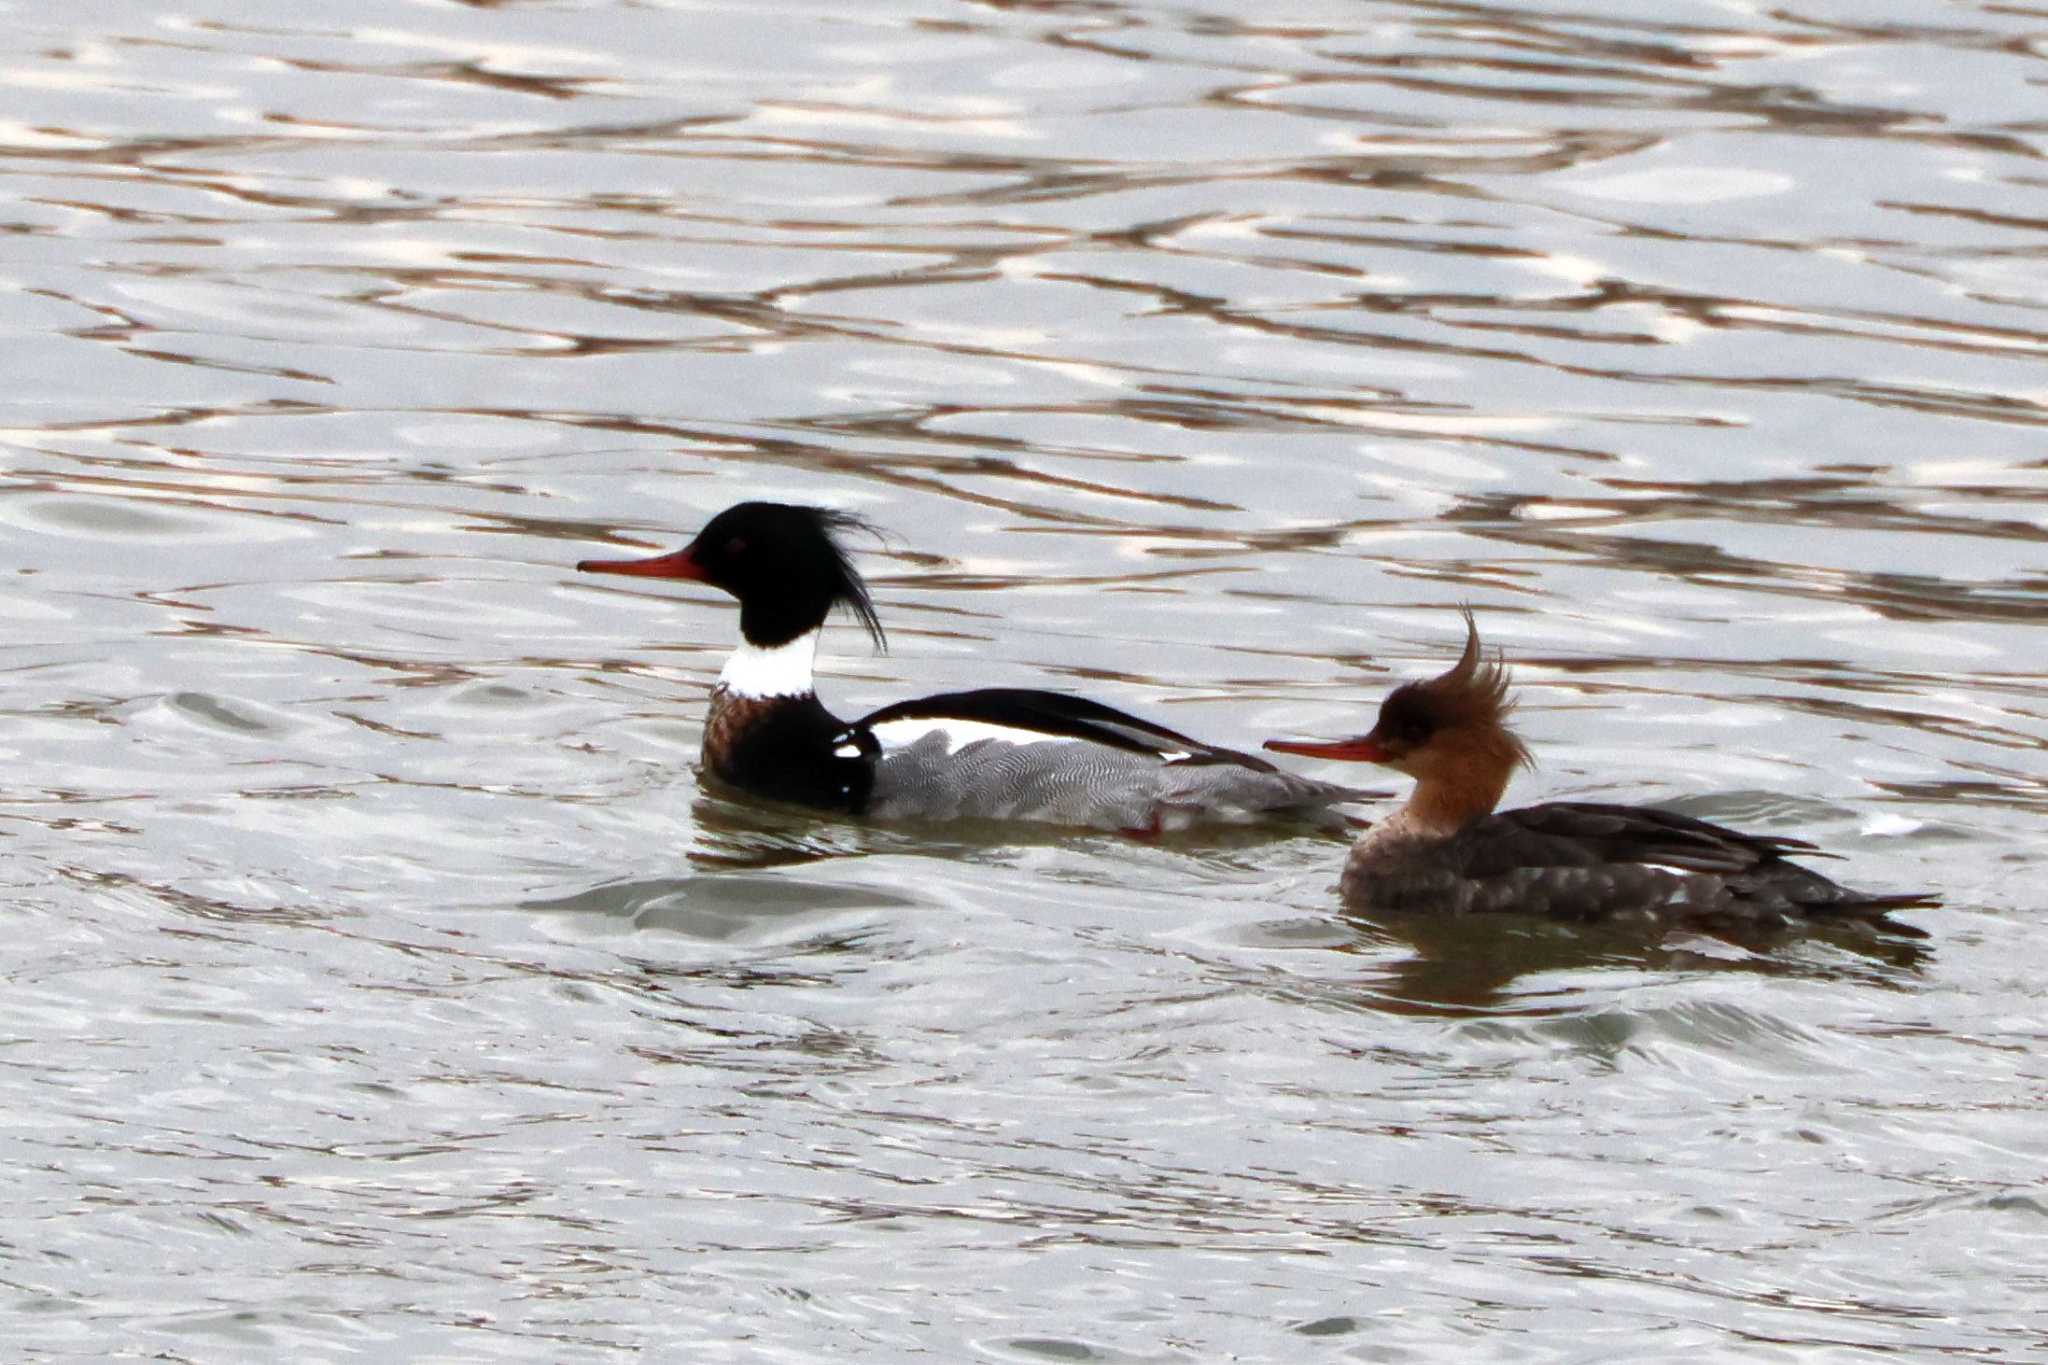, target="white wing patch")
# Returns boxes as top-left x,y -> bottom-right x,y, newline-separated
867,716 -> 1096,756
